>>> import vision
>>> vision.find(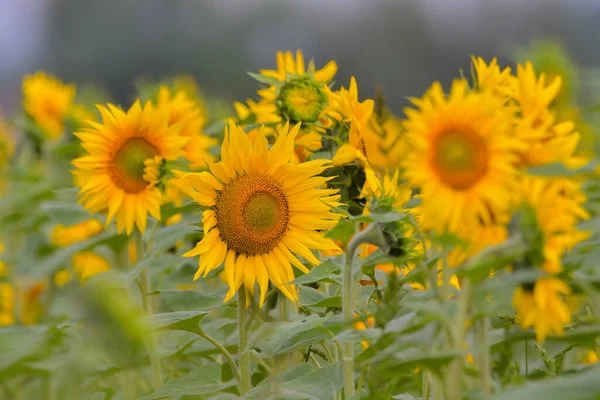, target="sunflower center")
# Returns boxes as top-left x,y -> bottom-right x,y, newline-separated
112,137 -> 158,193
432,129 -> 489,190
215,174 -> 289,255
277,78 -> 326,123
